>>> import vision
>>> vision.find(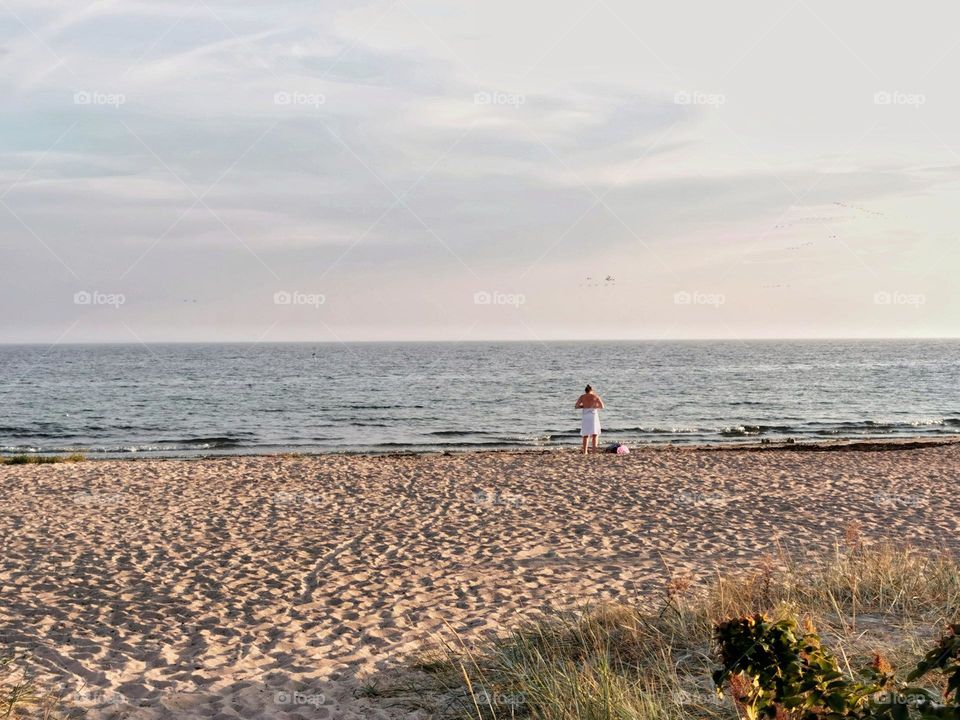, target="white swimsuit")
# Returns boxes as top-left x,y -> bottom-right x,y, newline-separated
581,408 -> 601,436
